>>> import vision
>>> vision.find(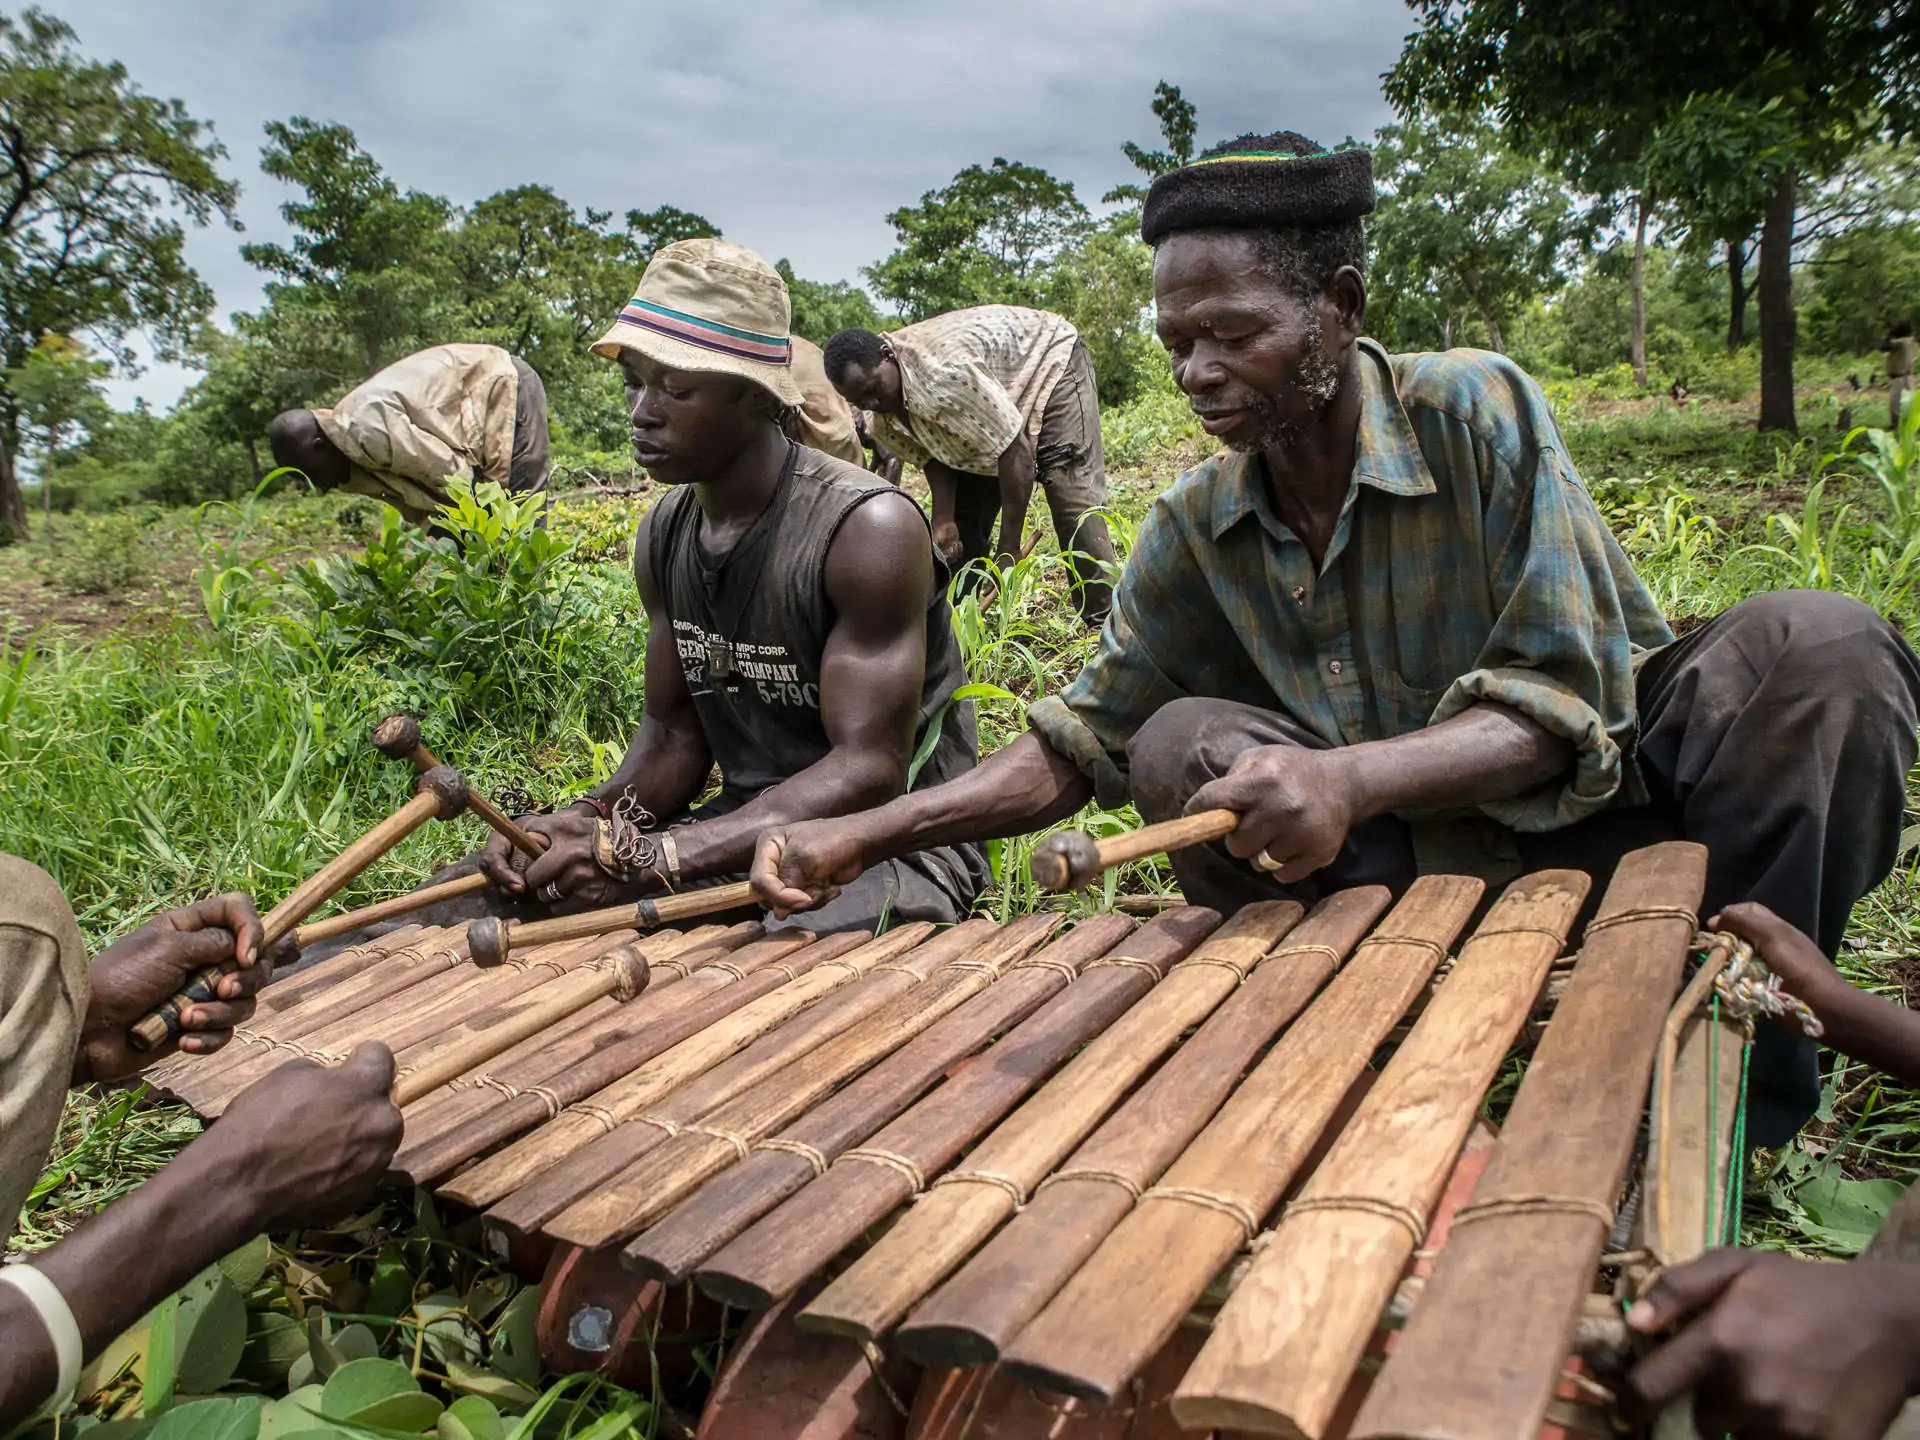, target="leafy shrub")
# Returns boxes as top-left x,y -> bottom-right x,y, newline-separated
47,510 -> 151,594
